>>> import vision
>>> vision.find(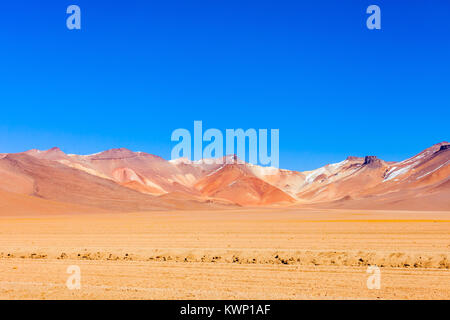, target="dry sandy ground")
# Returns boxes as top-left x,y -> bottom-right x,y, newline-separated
0,208 -> 449,299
